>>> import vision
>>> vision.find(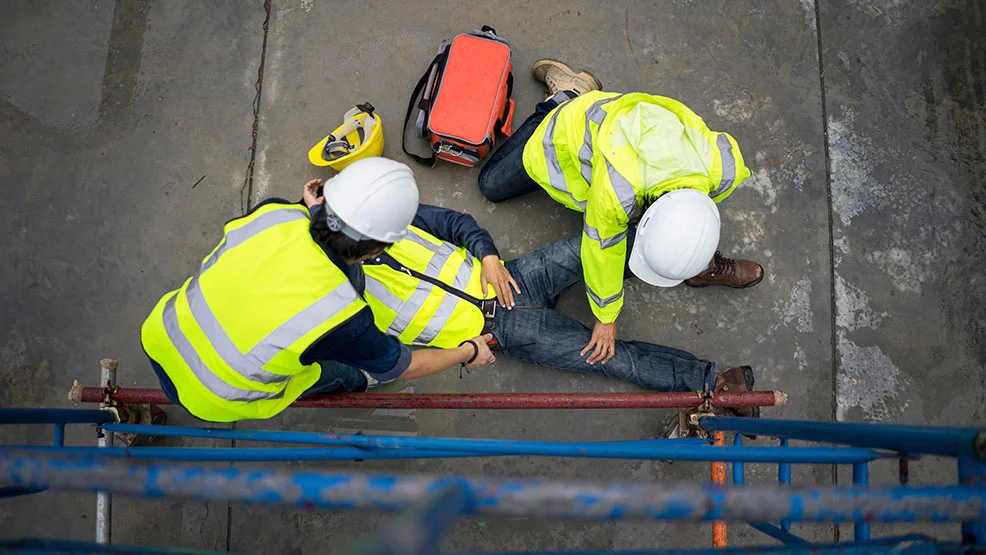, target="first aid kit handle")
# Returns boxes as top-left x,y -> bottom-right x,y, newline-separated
402,51 -> 448,167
